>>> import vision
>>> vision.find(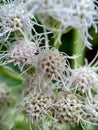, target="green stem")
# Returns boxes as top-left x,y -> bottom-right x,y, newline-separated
54,32 -> 62,49
53,27 -> 72,49
71,29 -> 85,68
